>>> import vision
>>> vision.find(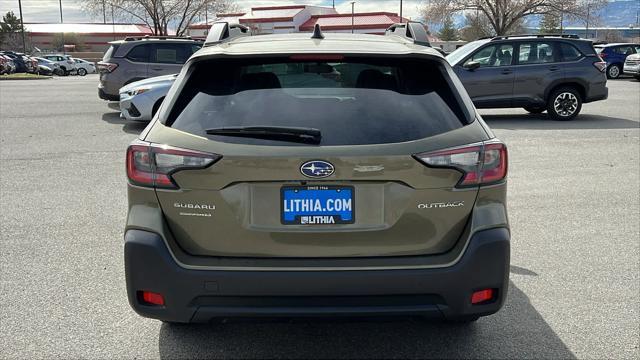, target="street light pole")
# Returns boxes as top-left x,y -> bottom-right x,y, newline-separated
59,0 -> 65,54
351,2 -> 355,34
103,0 -> 107,24
400,0 -> 403,20
18,0 -> 26,53
586,2 -> 590,39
